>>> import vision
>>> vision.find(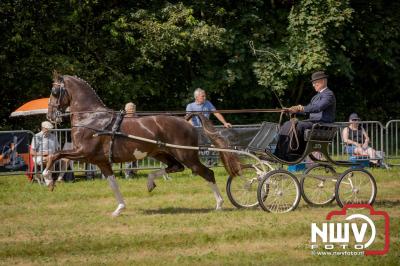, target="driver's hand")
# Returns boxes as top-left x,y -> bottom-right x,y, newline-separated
288,105 -> 304,113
